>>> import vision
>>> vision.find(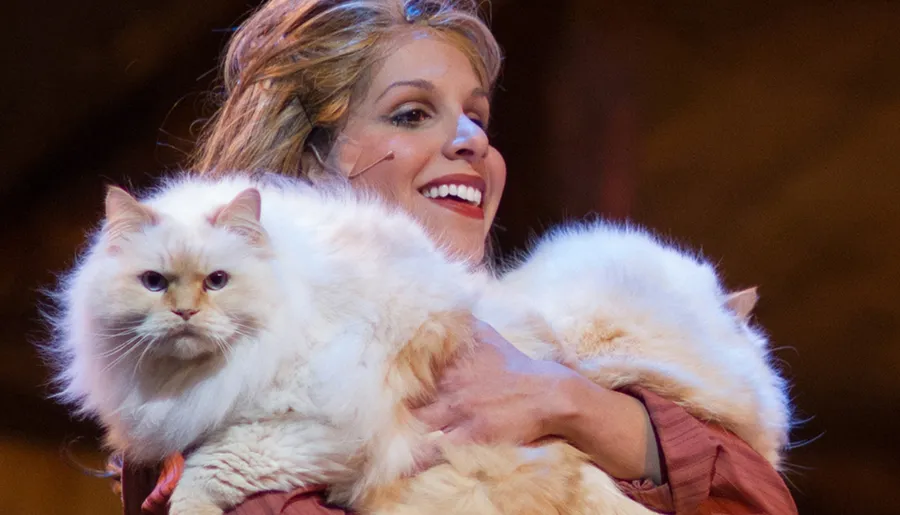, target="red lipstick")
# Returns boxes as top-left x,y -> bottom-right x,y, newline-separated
418,174 -> 486,220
